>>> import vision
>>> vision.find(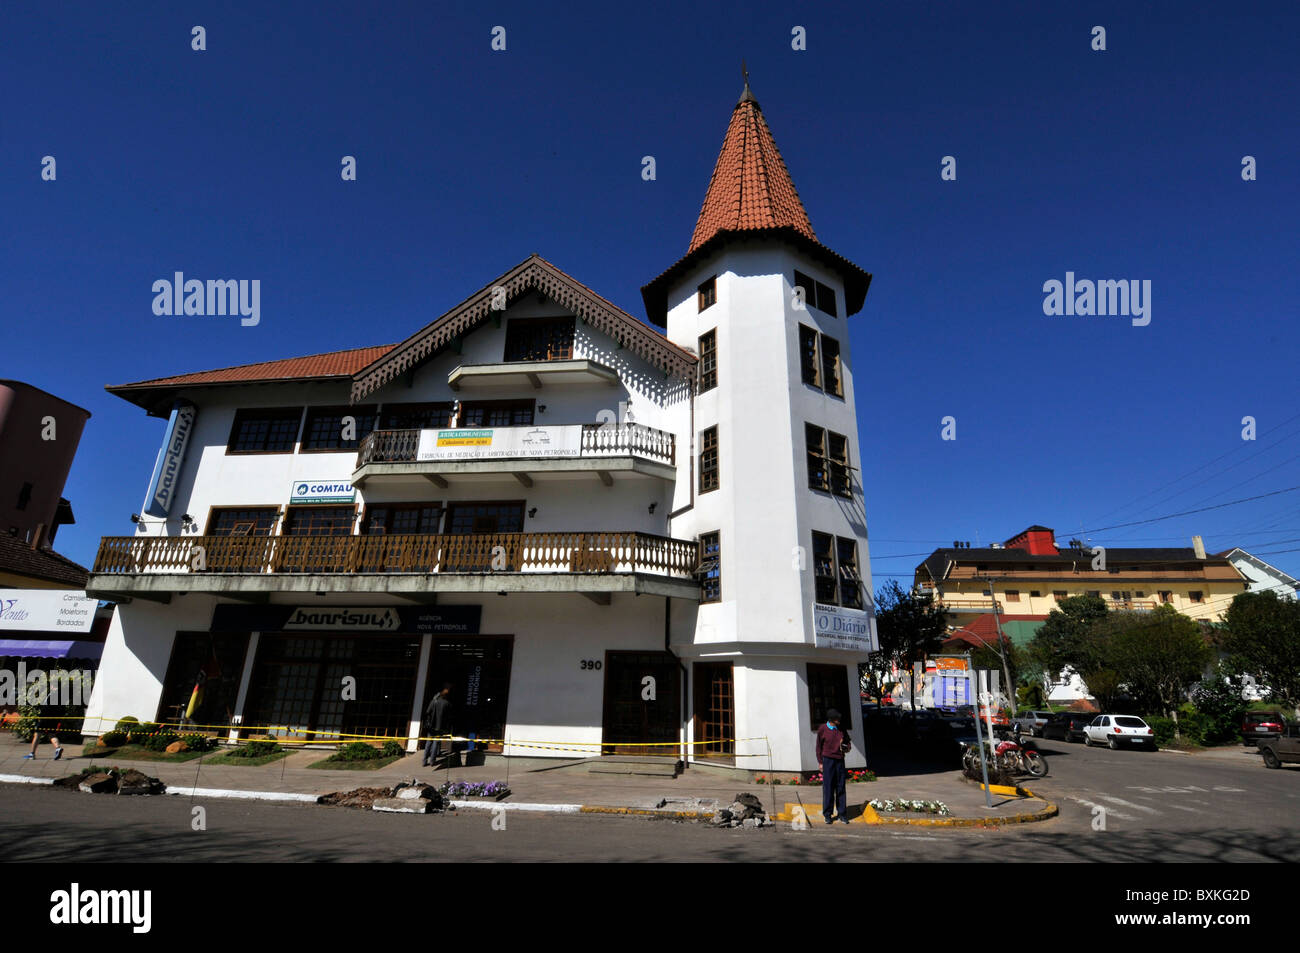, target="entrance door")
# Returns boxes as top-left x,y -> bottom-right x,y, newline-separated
442,502 -> 526,571
423,638 -> 514,750
693,661 -> 735,762
602,651 -> 681,757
